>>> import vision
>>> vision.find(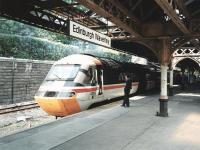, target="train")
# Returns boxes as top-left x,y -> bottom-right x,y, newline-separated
35,54 -> 159,117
